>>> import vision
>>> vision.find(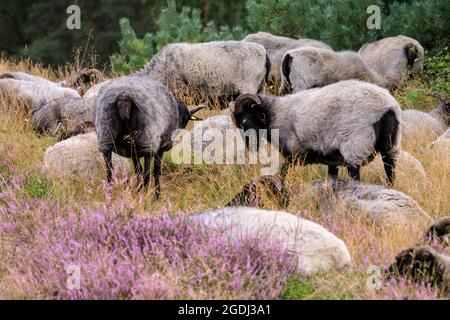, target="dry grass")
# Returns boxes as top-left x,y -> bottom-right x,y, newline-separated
0,58 -> 448,299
